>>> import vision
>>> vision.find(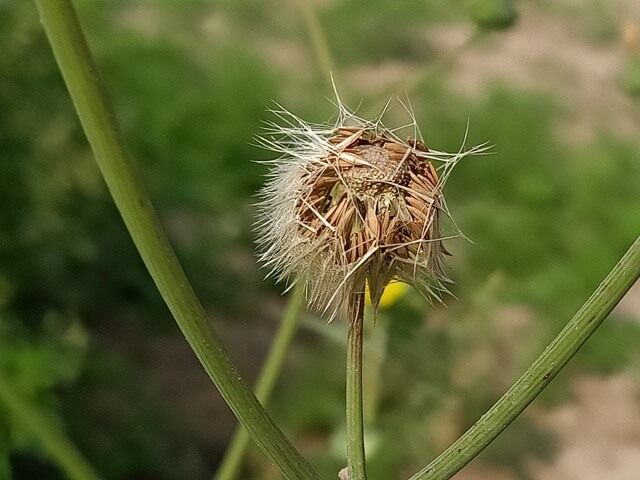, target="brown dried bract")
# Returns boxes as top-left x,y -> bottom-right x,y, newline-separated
289,126 -> 447,313
296,128 -> 441,266
255,103 -> 484,320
